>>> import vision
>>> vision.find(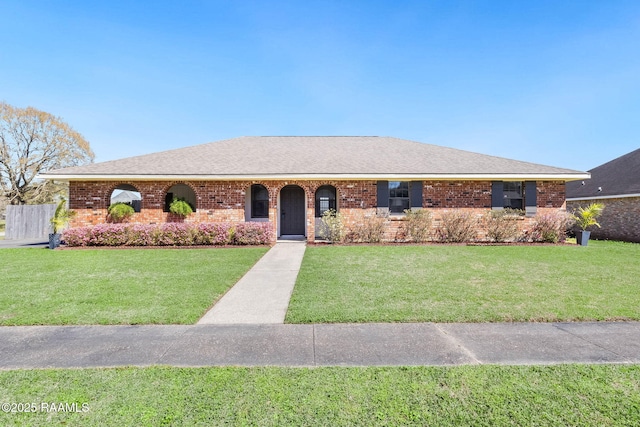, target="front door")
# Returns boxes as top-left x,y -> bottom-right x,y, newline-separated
280,185 -> 305,235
